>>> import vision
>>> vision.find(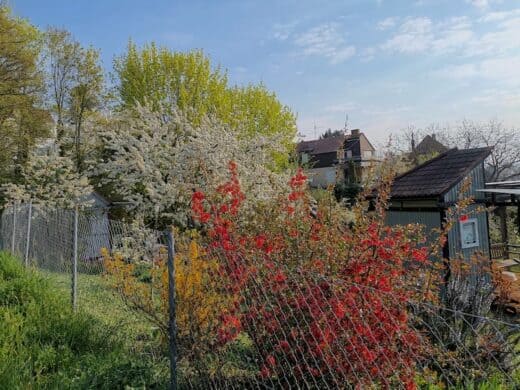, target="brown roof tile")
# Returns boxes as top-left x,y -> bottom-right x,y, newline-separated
391,147 -> 492,199
296,135 -> 346,154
